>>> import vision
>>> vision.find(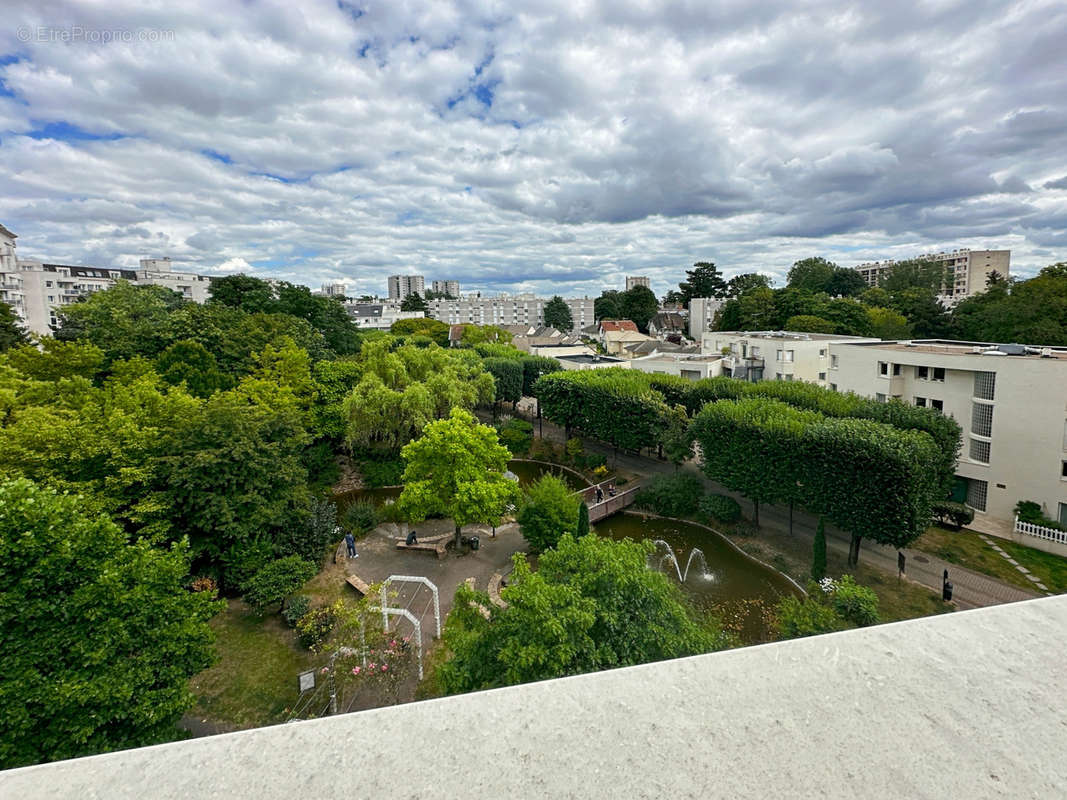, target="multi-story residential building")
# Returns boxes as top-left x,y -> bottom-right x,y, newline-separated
387,275 -> 425,300
688,297 -> 723,340
134,258 -> 212,303
431,280 -> 459,297
702,330 -> 880,384
345,303 -> 424,329
0,224 -> 24,323
628,351 -> 723,381
625,276 -> 650,291
827,339 -> 1067,536
853,249 -> 1010,302
426,294 -> 595,332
